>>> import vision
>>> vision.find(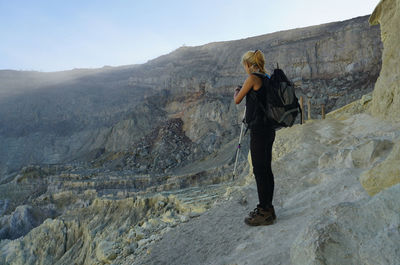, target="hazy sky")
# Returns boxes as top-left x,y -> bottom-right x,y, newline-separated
0,0 -> 380,72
